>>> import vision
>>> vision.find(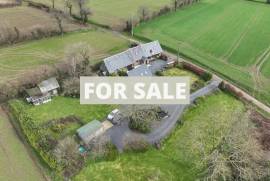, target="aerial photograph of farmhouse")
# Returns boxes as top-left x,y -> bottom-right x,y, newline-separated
0,0 -> 270,180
